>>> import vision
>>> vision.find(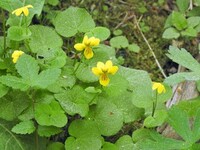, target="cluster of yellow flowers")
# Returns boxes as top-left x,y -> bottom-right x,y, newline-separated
74,35 -> 118,86
11,5 -> 166,91
11,5 -> 33,64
